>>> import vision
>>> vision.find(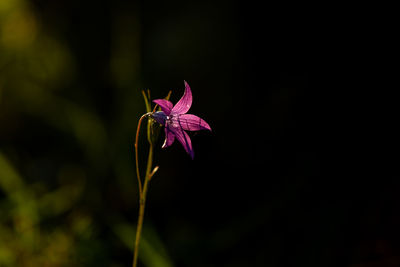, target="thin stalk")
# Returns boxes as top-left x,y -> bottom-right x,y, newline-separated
134,114 -> 148,197
133,194 -> 146,267
133,90 -> 169,267
133,113 -> 154,267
